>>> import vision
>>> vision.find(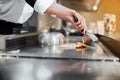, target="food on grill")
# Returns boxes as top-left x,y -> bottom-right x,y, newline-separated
76,42 -> 87,49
